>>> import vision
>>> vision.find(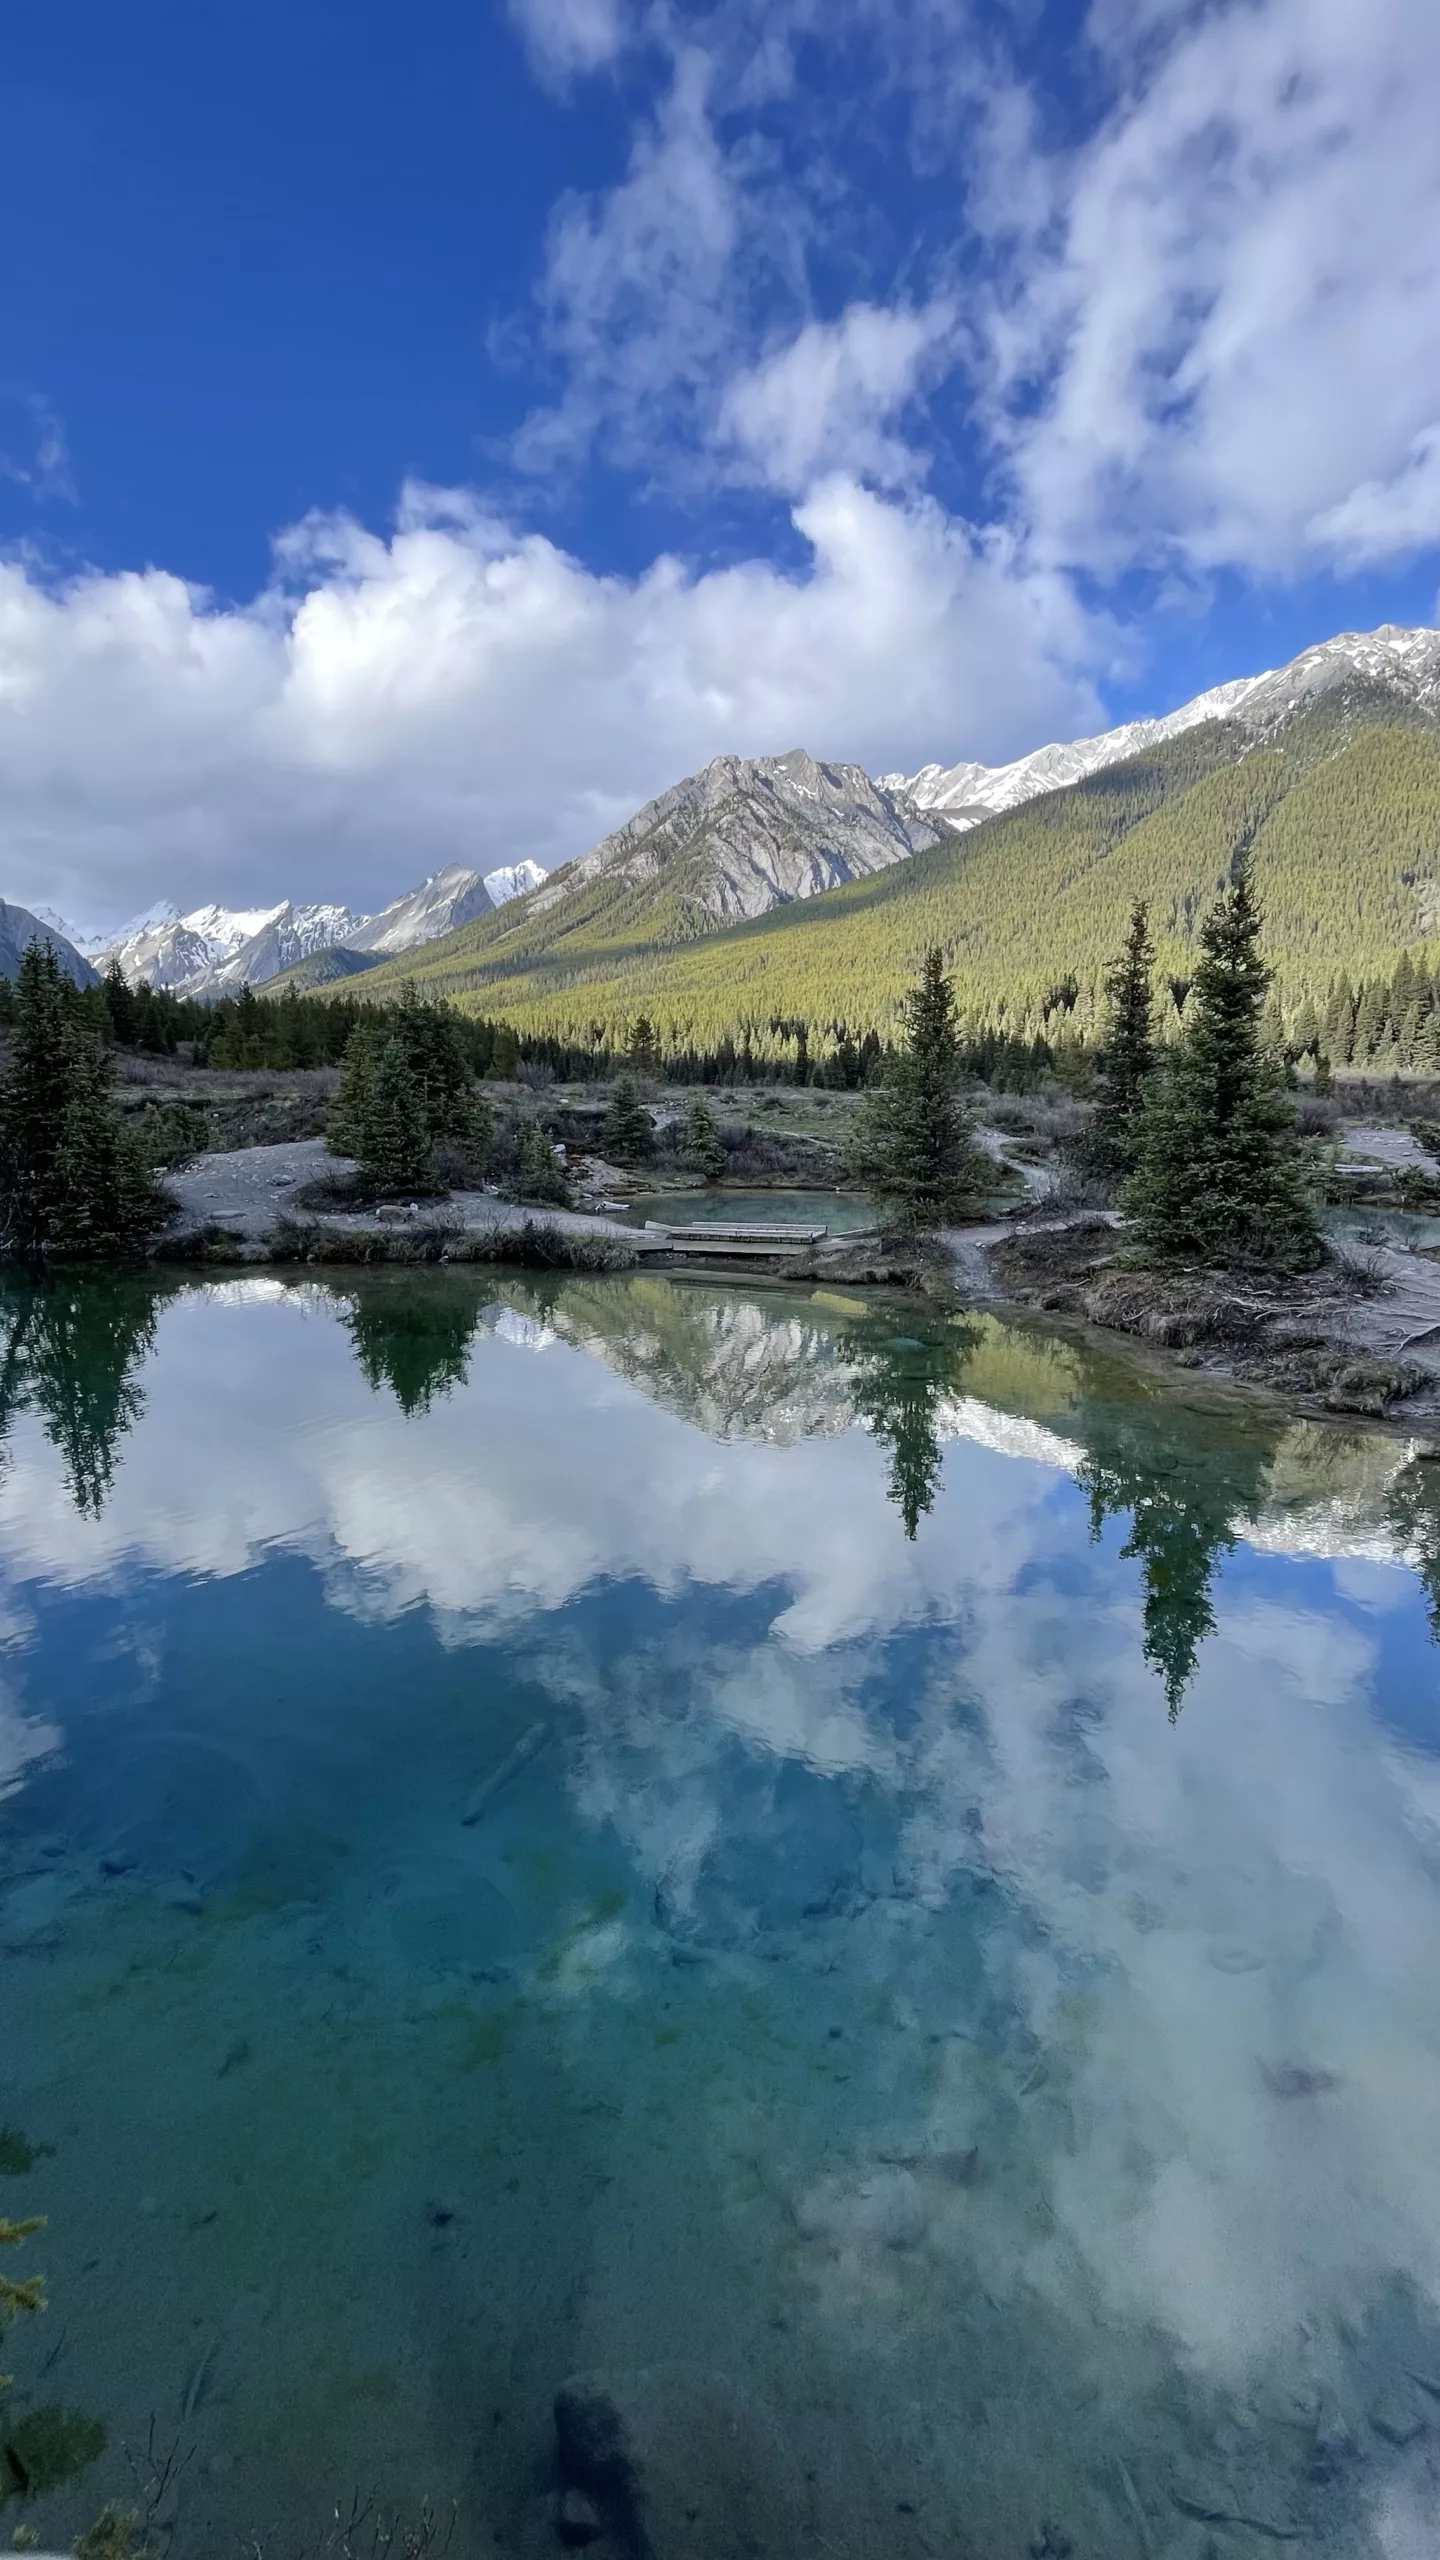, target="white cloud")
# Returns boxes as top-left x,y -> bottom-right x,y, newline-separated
1311,426 -> 1440,568
989,0 -> 1440,575
0,478 -> 1099,929
507,0 -> 629,81
0,390 -> 75,506
719,300 -> 957,495
513,47 -> 767,480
